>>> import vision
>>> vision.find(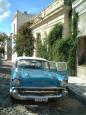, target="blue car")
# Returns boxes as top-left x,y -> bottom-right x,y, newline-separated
10,56 -> 68,102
